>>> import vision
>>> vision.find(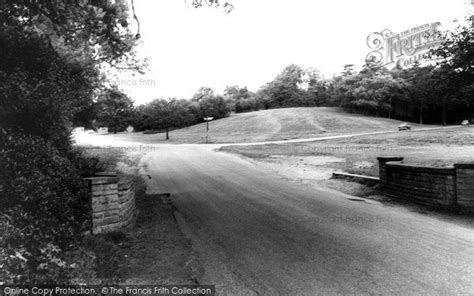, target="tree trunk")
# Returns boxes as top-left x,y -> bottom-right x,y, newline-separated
419,98 -> 423,125
388,97 -> 392,119
166,127 -> 169,140
442,96 -> 447,126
